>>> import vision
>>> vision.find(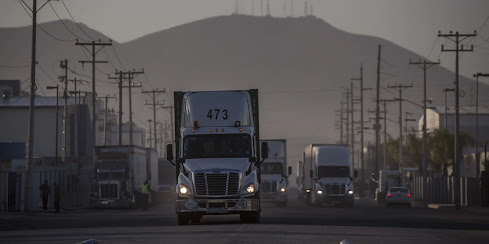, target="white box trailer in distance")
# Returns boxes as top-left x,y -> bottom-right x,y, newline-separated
260,139 -> 291,207
303,144 -> 356,207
